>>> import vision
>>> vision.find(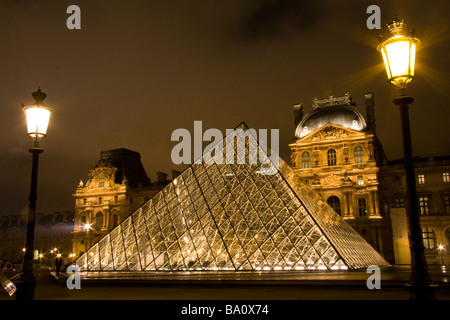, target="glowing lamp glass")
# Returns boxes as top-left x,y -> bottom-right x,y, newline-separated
378,32 -> 419,89
23,105 -> 52,139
